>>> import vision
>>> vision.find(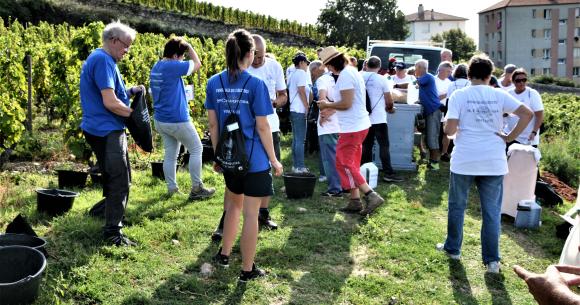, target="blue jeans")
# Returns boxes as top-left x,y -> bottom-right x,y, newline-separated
154,120 -> 203,192
444,173 -> 504,264
319,134 -> 341,193
290,111 -> 306,169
